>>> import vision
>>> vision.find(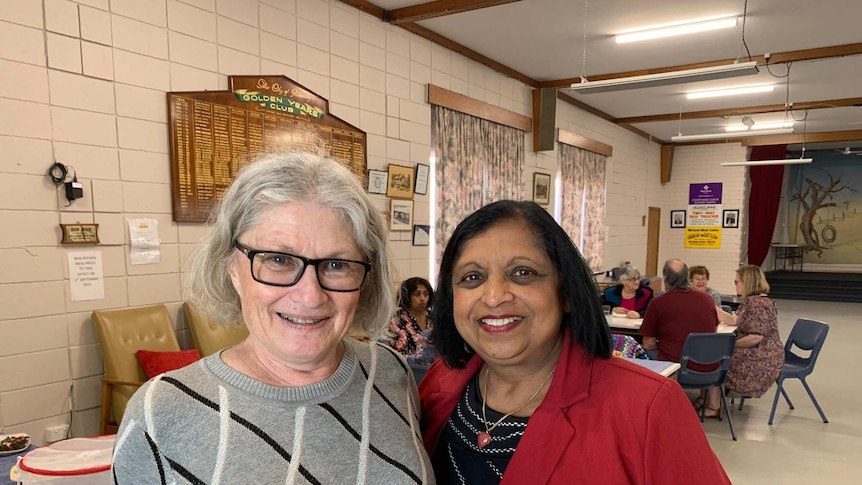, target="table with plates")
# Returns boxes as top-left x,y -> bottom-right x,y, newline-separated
606,314 -> 736,339
1,444 -> 34,485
